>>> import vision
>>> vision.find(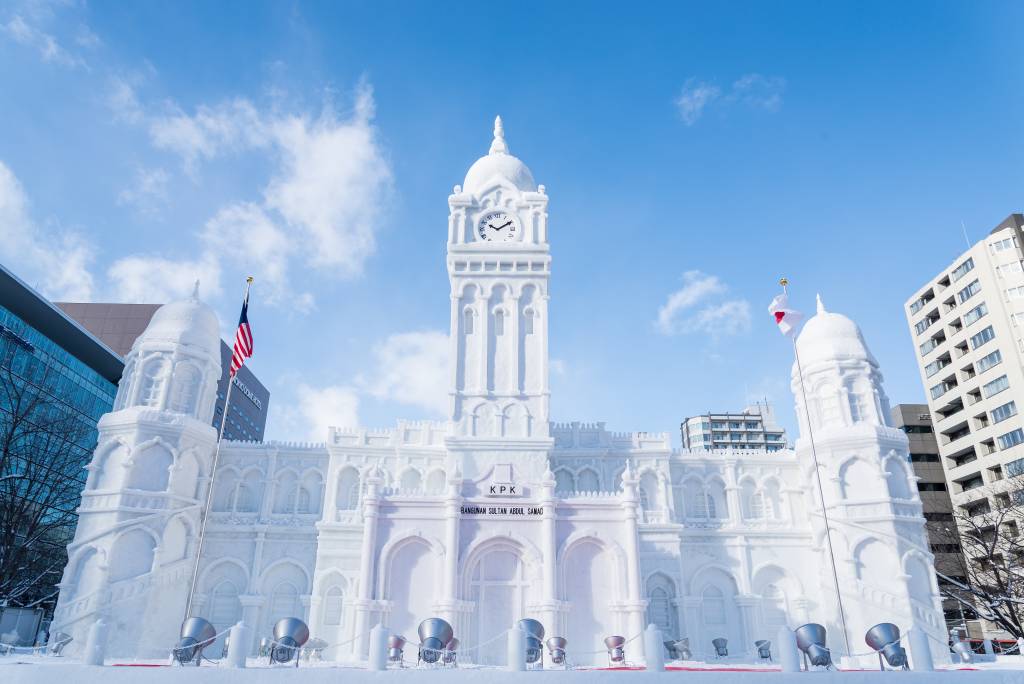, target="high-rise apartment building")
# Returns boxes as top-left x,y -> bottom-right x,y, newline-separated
681,403 -> 788,451
890,403 -> 981,636
905,215 -> 1024,606
56,302 -> 270,442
